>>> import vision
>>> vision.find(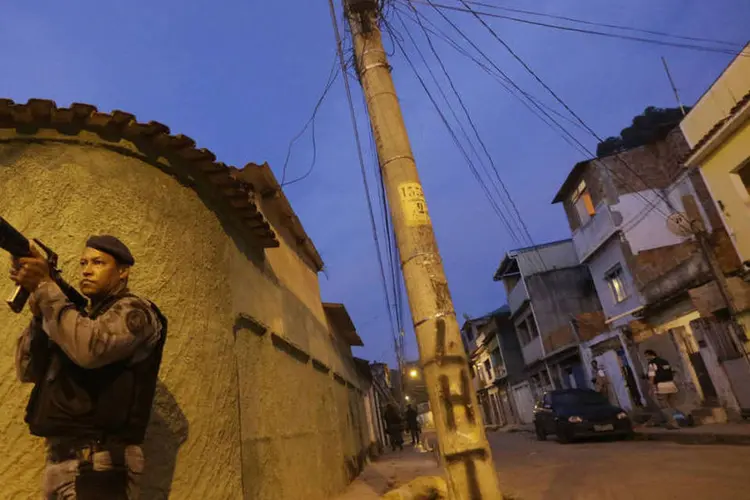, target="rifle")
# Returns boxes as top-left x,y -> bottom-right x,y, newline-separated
0,217 -> 88,313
